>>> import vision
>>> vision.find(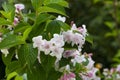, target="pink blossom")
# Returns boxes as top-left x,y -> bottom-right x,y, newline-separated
15,4 -> 25,13
63,50 -> 76,58
85,56 -> 95,70
13,17 -> 19,26
116,65 -> 120,72
60,72 -> 76,80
